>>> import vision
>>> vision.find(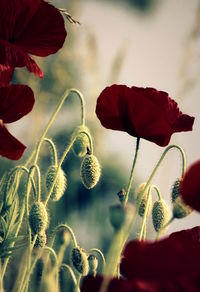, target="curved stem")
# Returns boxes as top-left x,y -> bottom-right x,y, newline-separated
44,138 -> 58,166
89,248 -> 106,267
29,164 -> 41,202
75,274 -> 81,292
43,246 -> 58,267
60,264 -> 77,286
138,186 -> 151,241
151,185 -> 162,200
124,138 -> 140,206
78,130 -> 93,155
70,89 -> 86,126
51,224 -> 78,248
